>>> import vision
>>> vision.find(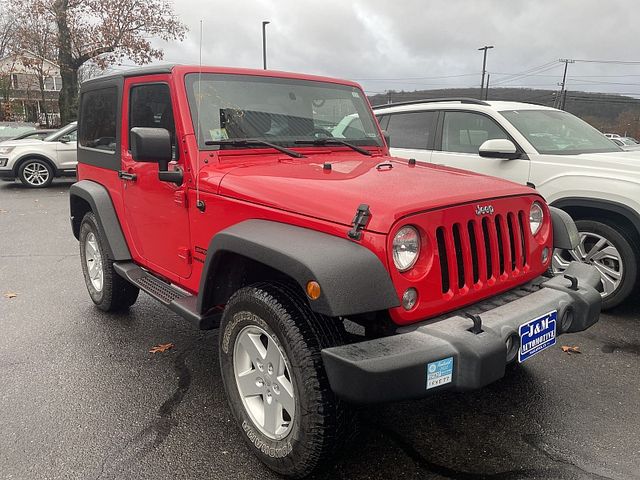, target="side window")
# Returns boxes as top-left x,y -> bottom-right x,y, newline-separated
129,83 -> 177,158
67,129 -> 78,142
441,111 -> 509,154
386,111 -> 437,149
79,87 -> 117,152
376,114 -> 389,130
